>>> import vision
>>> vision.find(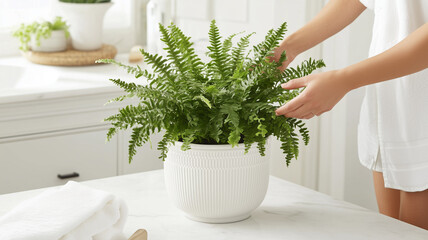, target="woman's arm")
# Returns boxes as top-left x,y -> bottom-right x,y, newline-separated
343,22 -> 428,89
273,0 -> 366,70
275,22 -> 428,119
